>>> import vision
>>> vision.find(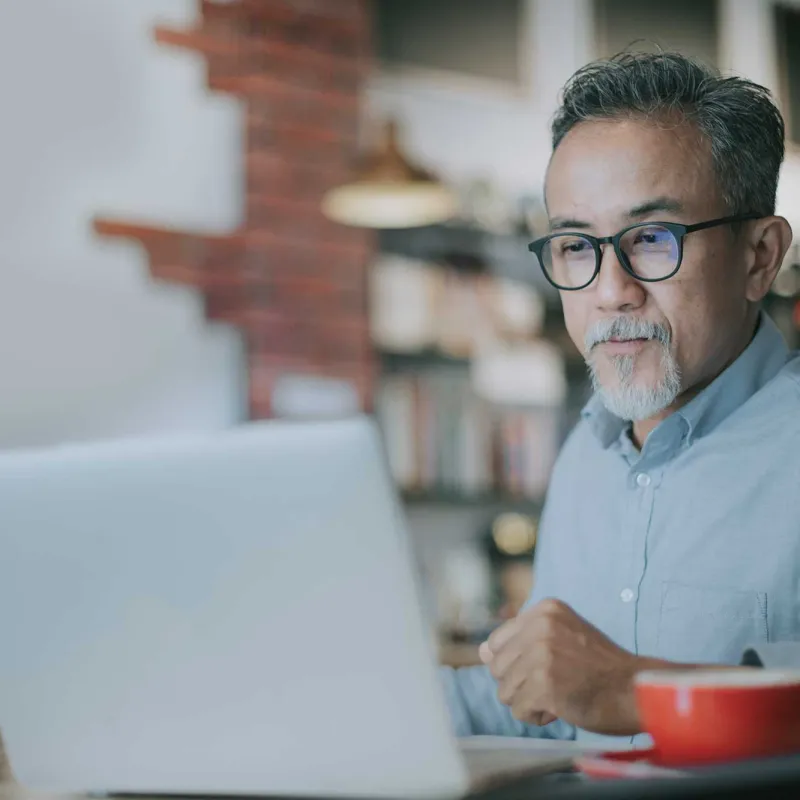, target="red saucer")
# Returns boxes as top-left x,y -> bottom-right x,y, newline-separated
575,748 -> 689,780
